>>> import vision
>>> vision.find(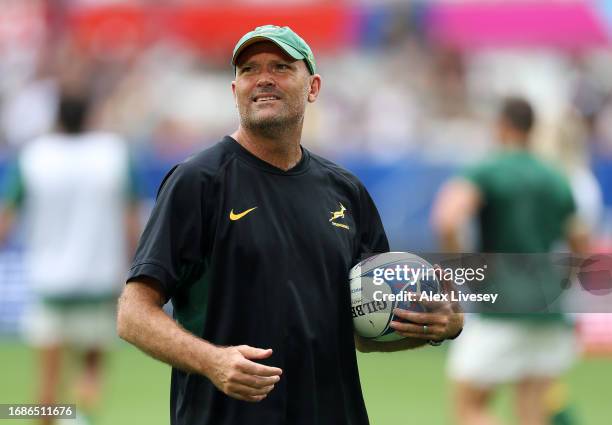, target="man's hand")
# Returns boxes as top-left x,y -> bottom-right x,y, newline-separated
207,345 -> 283,402
389,304 -> 463,342
118,280 -> 283,403
388,273 -> 464,342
